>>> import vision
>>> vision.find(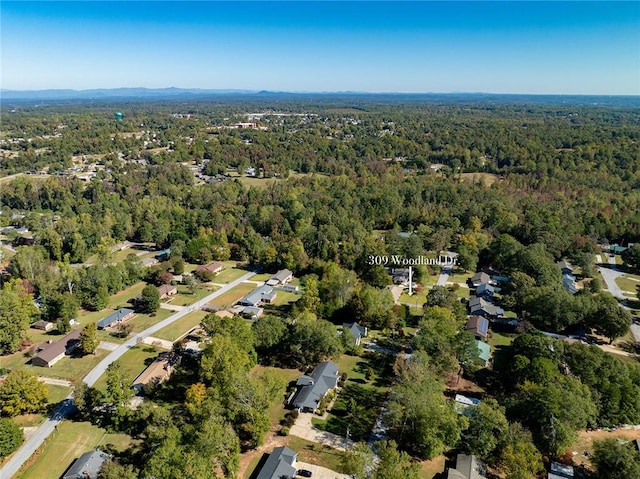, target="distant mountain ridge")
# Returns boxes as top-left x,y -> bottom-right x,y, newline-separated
1,88 -> 639,107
